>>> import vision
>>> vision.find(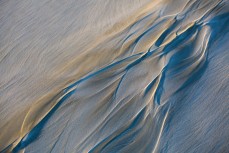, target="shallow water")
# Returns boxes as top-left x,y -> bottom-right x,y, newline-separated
0,0 -> 229,152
